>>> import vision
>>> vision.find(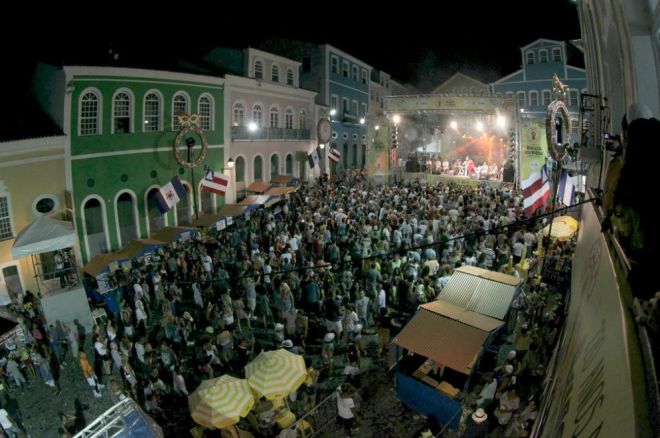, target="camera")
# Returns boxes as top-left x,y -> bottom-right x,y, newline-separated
604,132 -> 621,151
